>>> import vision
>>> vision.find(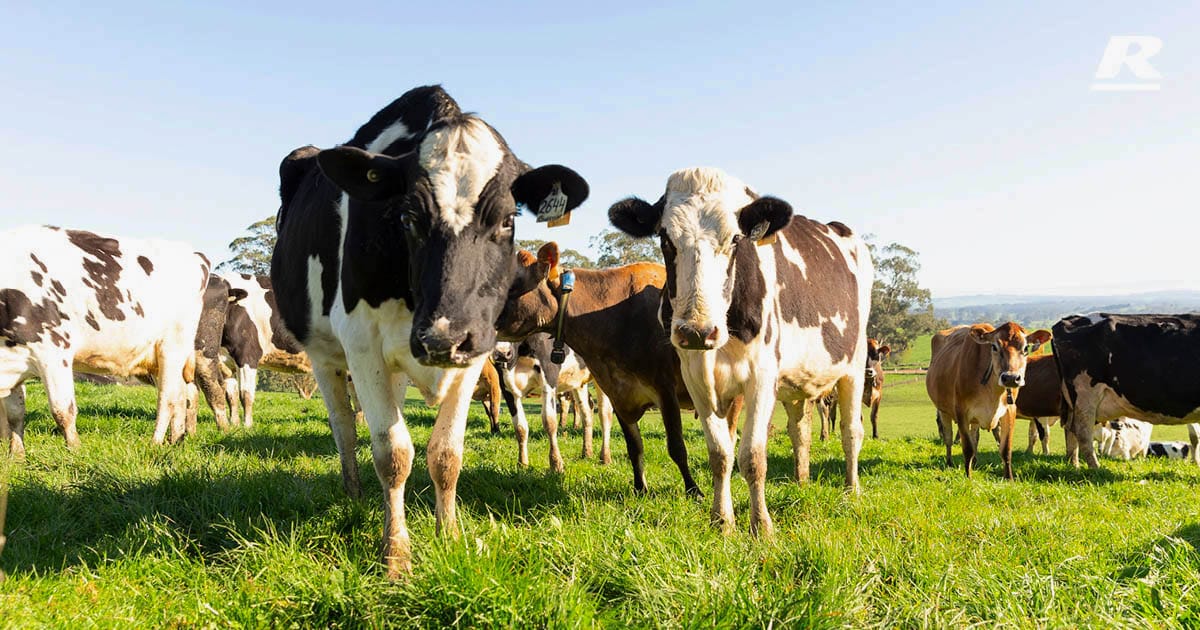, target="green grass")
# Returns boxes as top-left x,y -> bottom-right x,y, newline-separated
2,378 -> 1199,628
